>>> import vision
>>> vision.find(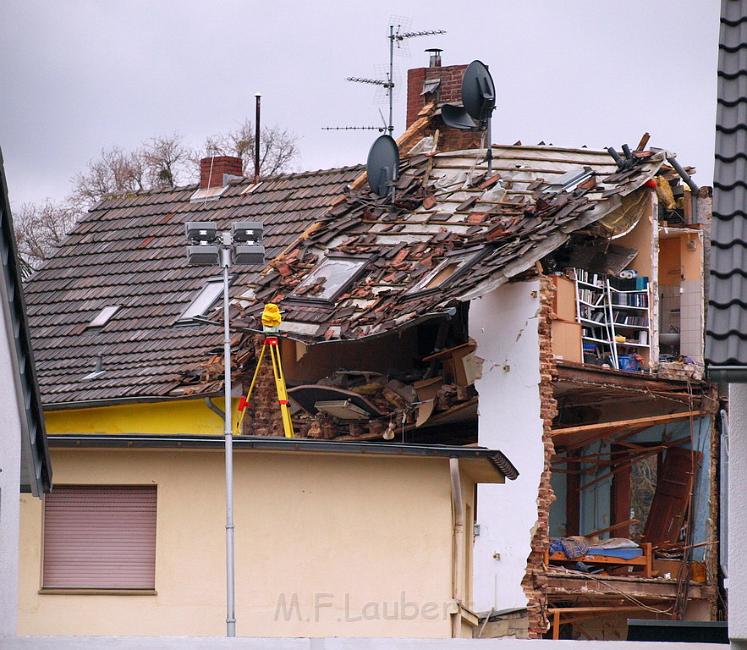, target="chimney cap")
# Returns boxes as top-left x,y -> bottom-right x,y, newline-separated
425,48 -> 442,68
